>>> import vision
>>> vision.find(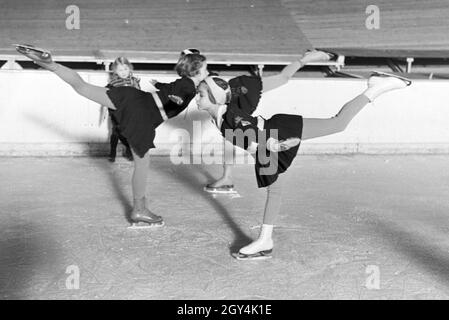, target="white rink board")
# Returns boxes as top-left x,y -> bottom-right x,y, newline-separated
1,70 -> 449,155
